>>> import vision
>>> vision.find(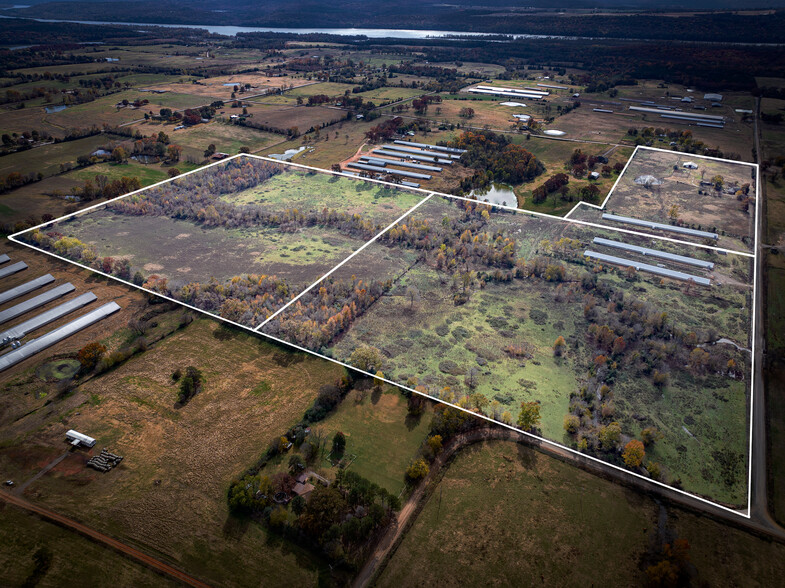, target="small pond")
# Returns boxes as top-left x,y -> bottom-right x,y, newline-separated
470,183 -> 517,207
